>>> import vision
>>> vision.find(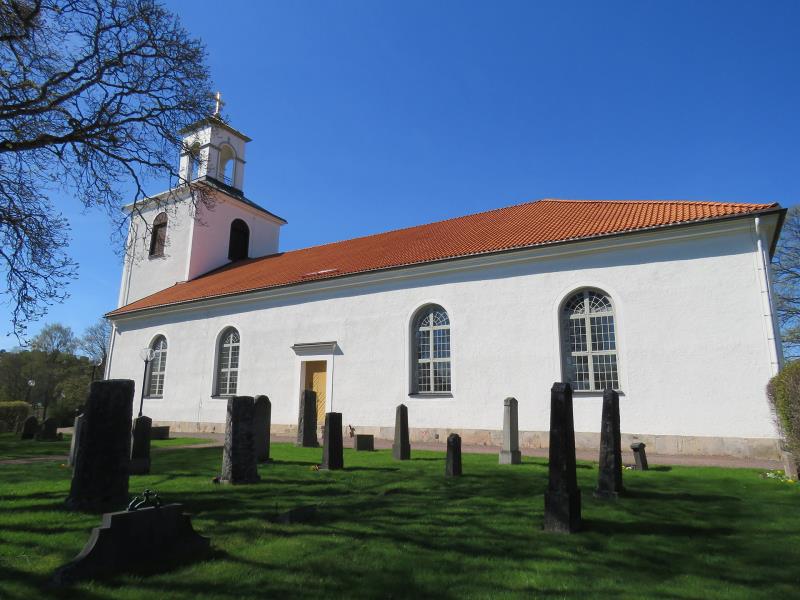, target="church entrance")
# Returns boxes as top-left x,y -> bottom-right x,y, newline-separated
303,360 -> 327,429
